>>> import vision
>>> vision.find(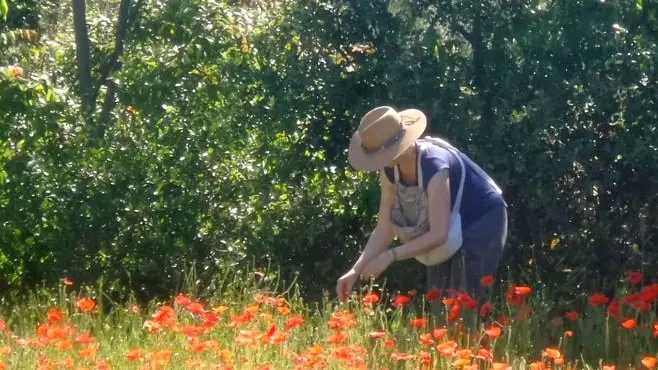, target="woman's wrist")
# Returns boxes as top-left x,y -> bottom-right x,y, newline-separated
389,247 -> 398,261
